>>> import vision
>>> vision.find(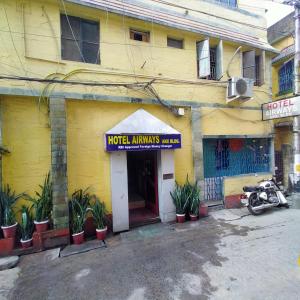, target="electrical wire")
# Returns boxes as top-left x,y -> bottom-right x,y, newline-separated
3,6 -> 37,96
